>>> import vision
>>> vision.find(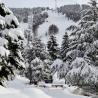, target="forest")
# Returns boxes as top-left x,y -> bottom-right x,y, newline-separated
0,0 -> 98,98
